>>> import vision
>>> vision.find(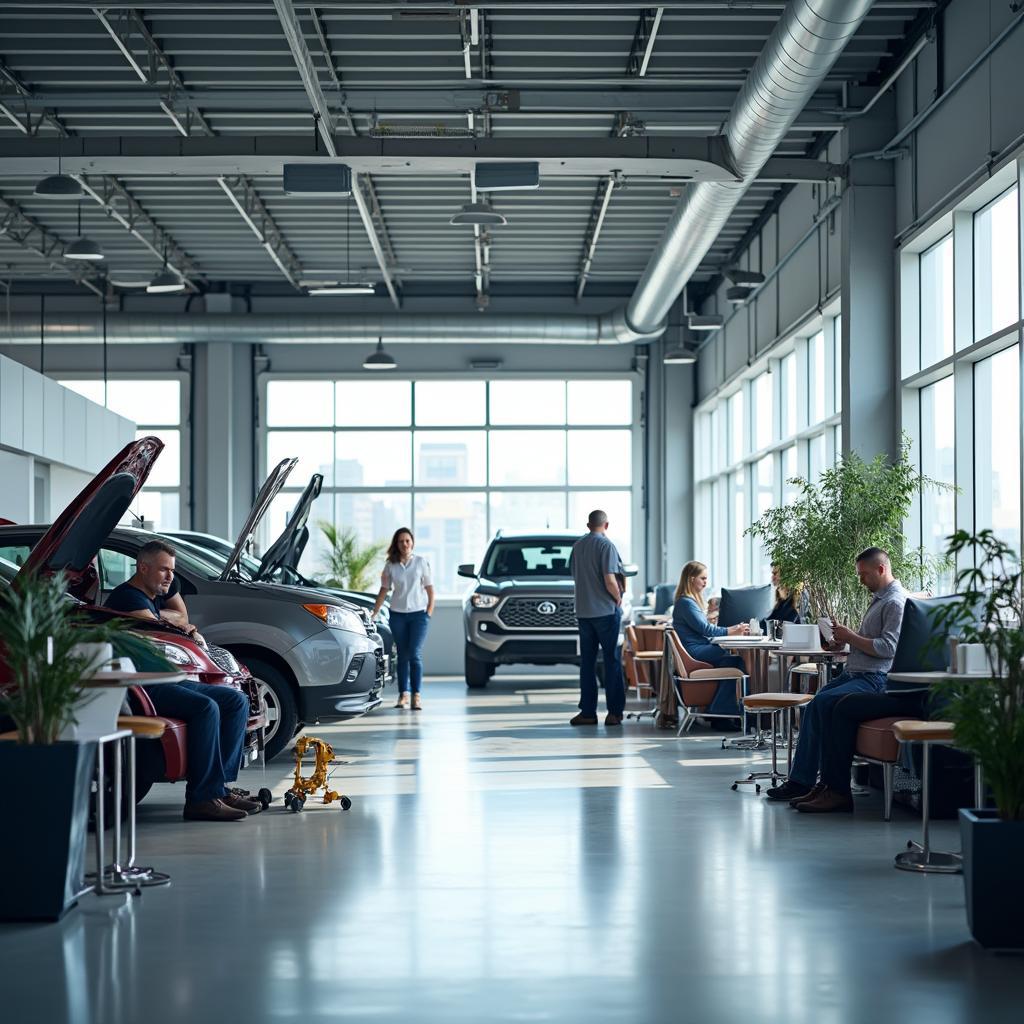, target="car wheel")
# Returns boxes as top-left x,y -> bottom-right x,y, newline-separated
465,648 -> 490,689
245,658 -> 298,761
